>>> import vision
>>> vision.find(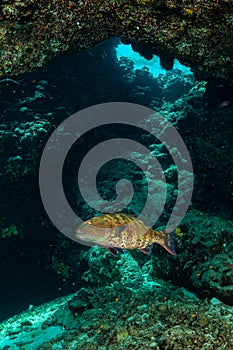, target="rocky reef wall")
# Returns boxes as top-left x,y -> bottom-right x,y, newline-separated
0,0 -> 233,85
